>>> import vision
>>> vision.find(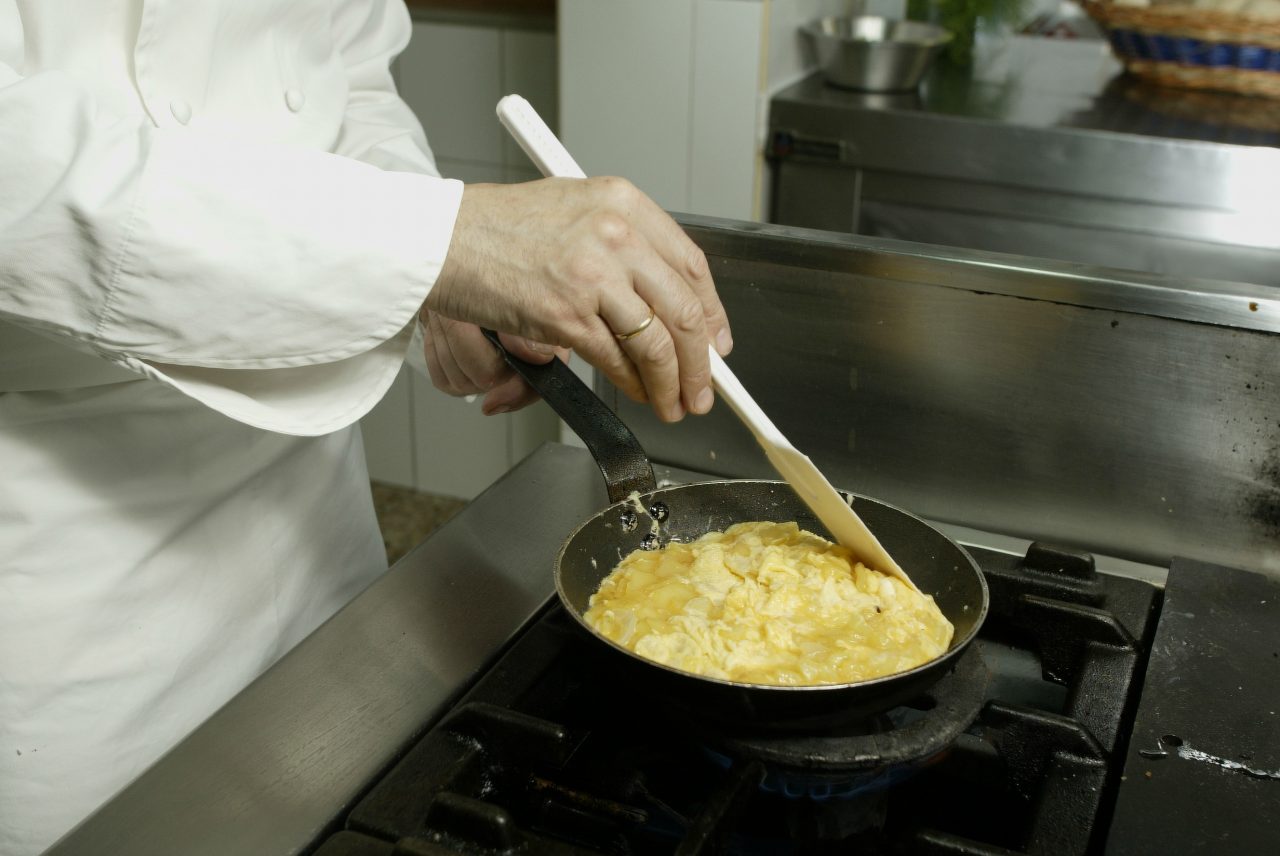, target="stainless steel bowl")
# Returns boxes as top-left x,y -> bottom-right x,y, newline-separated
801,16 -> 952,92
